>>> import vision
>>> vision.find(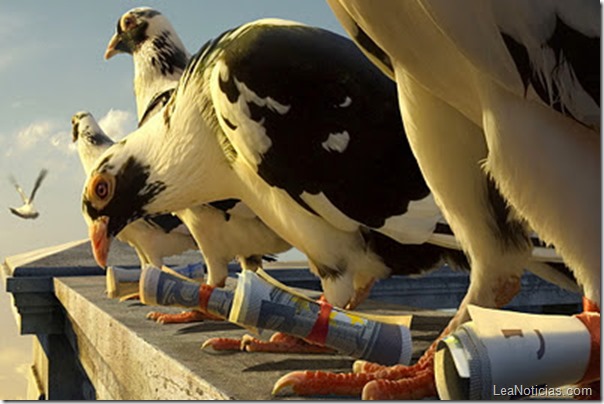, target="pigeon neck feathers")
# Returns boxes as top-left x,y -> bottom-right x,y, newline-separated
88,104 -> 240,226
75,116 -> 115,173
132,22 -> 190,122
